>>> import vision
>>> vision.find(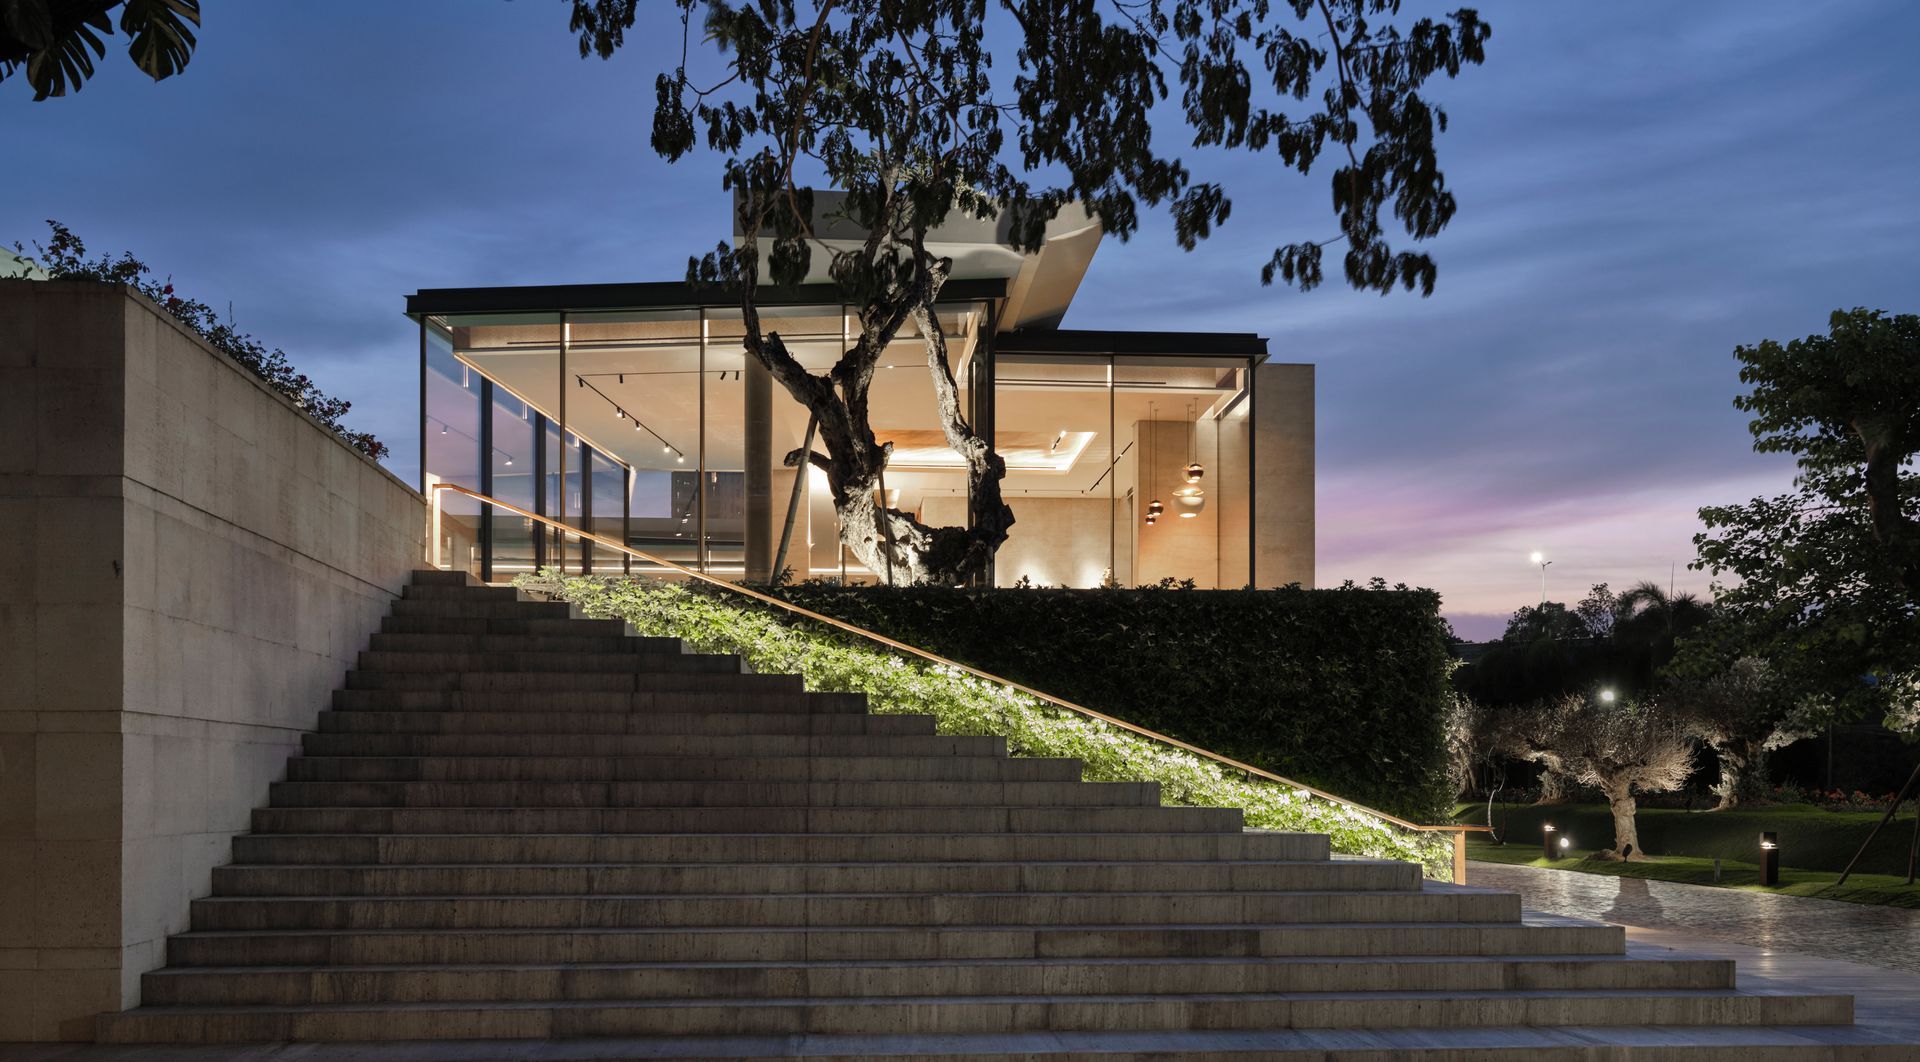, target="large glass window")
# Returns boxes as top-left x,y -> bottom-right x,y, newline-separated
424,320 -> 484,575
562,310 -> 701,570
1115,355 -> 1252,588
991,353 -> 1115,587
990,349 -> 1252,588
